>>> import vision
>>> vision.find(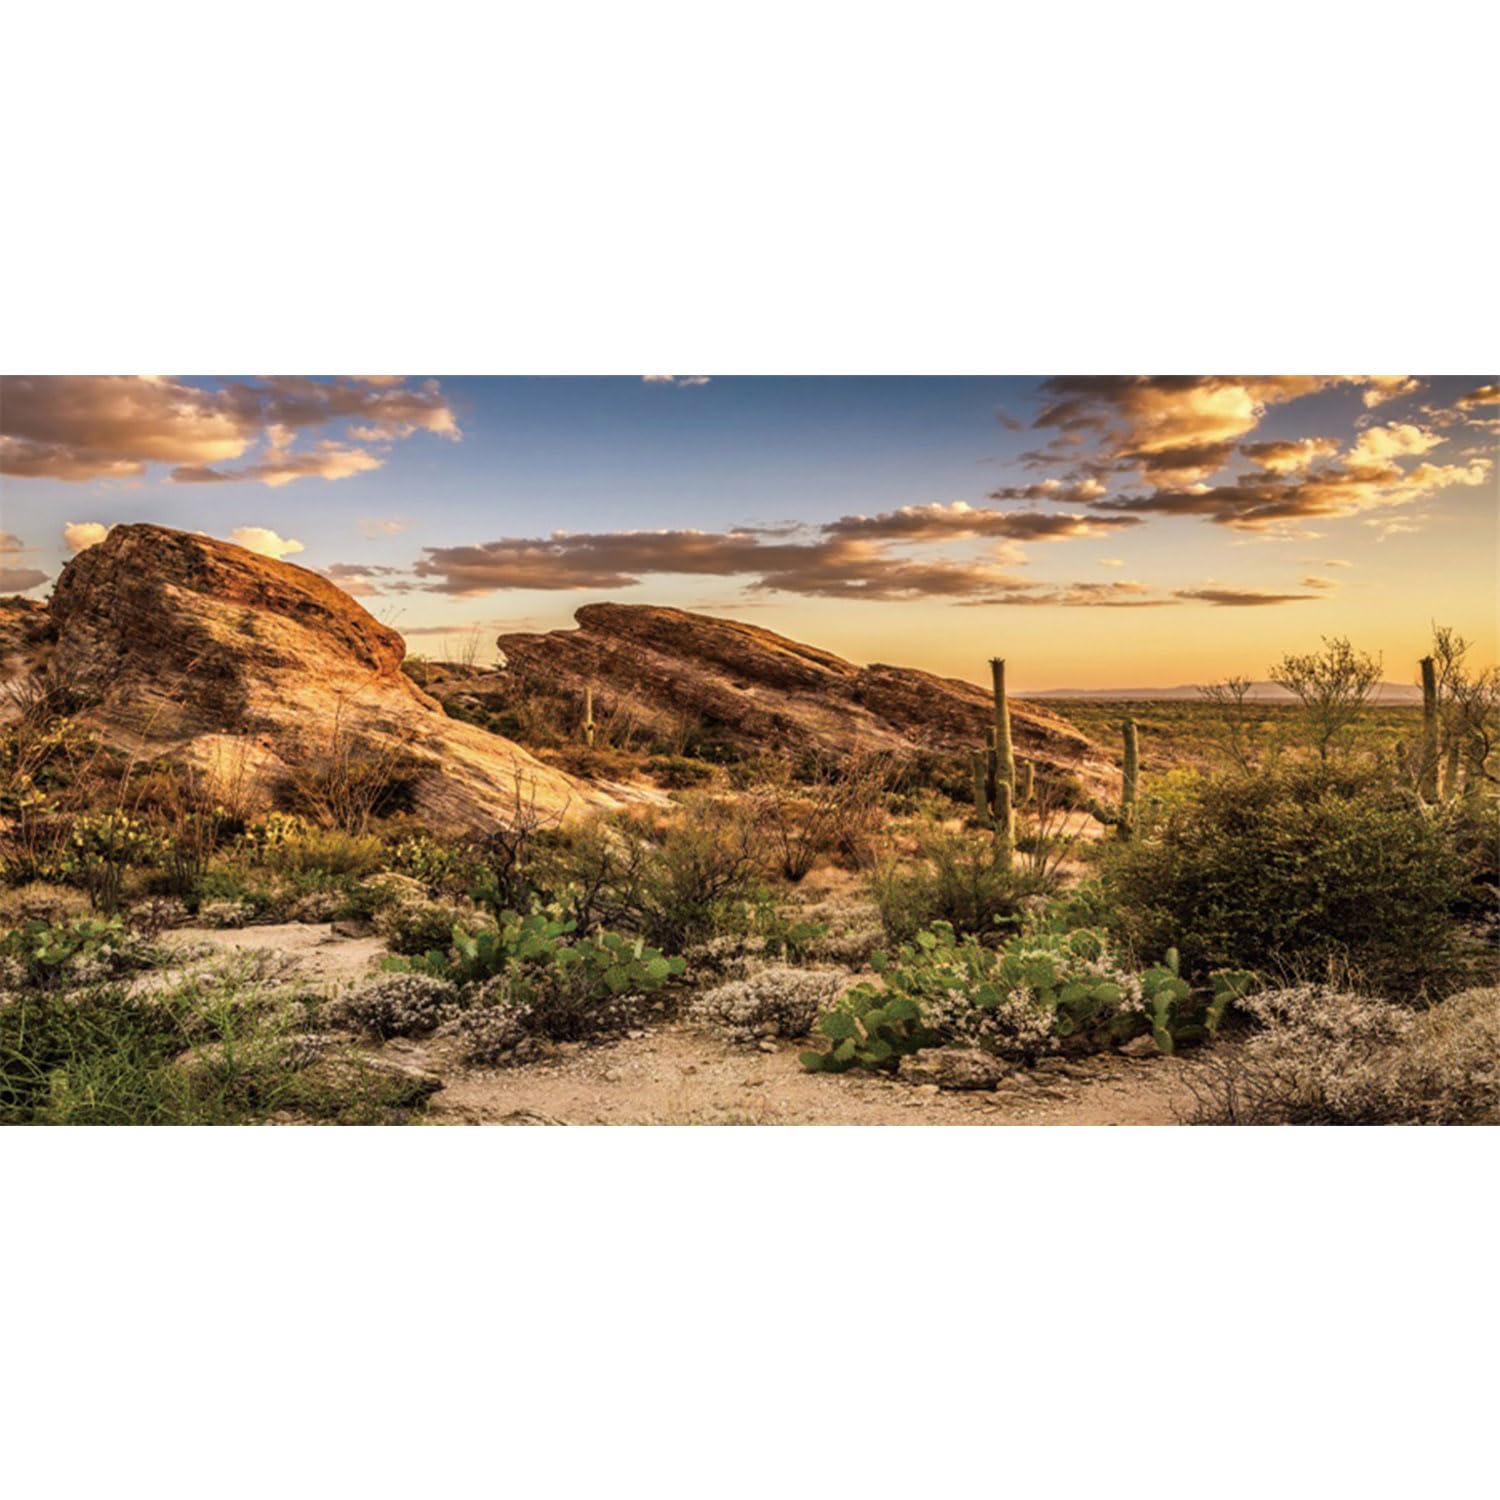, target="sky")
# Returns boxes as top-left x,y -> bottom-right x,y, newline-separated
1,374 -> 1496,690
